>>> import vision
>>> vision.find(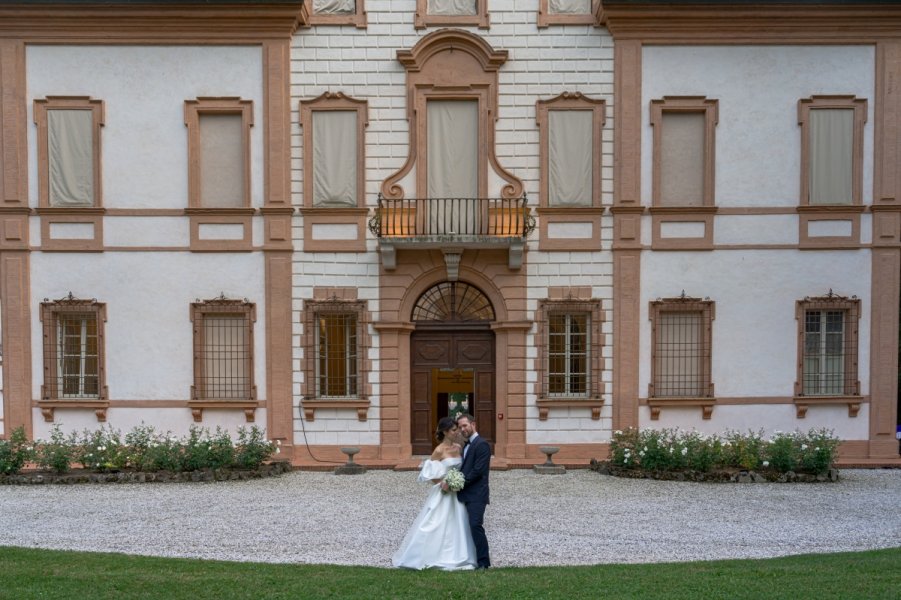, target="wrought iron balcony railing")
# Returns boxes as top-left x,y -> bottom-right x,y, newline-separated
369,194 -> 535,239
